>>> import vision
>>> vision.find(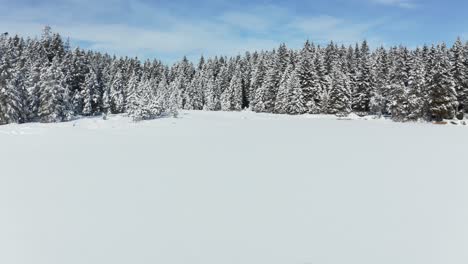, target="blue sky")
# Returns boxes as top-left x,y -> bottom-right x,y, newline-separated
1,0 -> 467,63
